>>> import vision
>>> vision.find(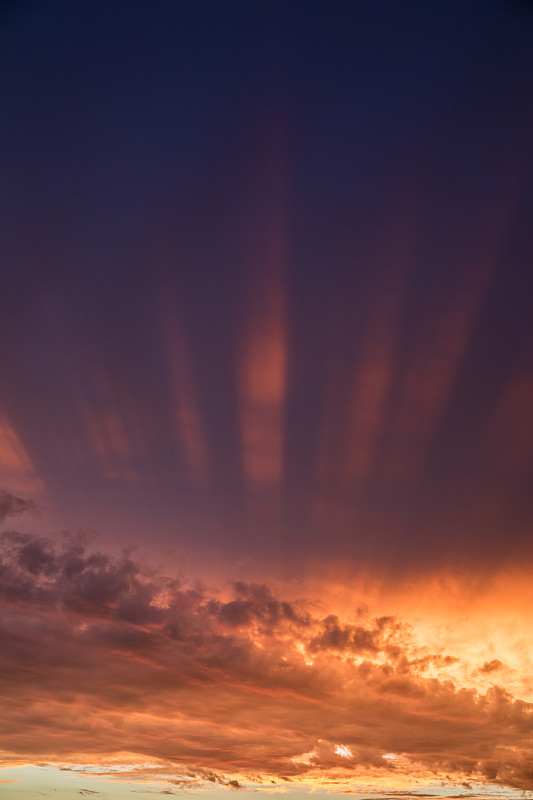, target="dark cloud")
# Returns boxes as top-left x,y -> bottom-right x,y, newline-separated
308,614 -> 403,655
214,581 -> 309,632
479,658 -> 503,673
0,491 -> 38,525
307,614 -> 414,668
